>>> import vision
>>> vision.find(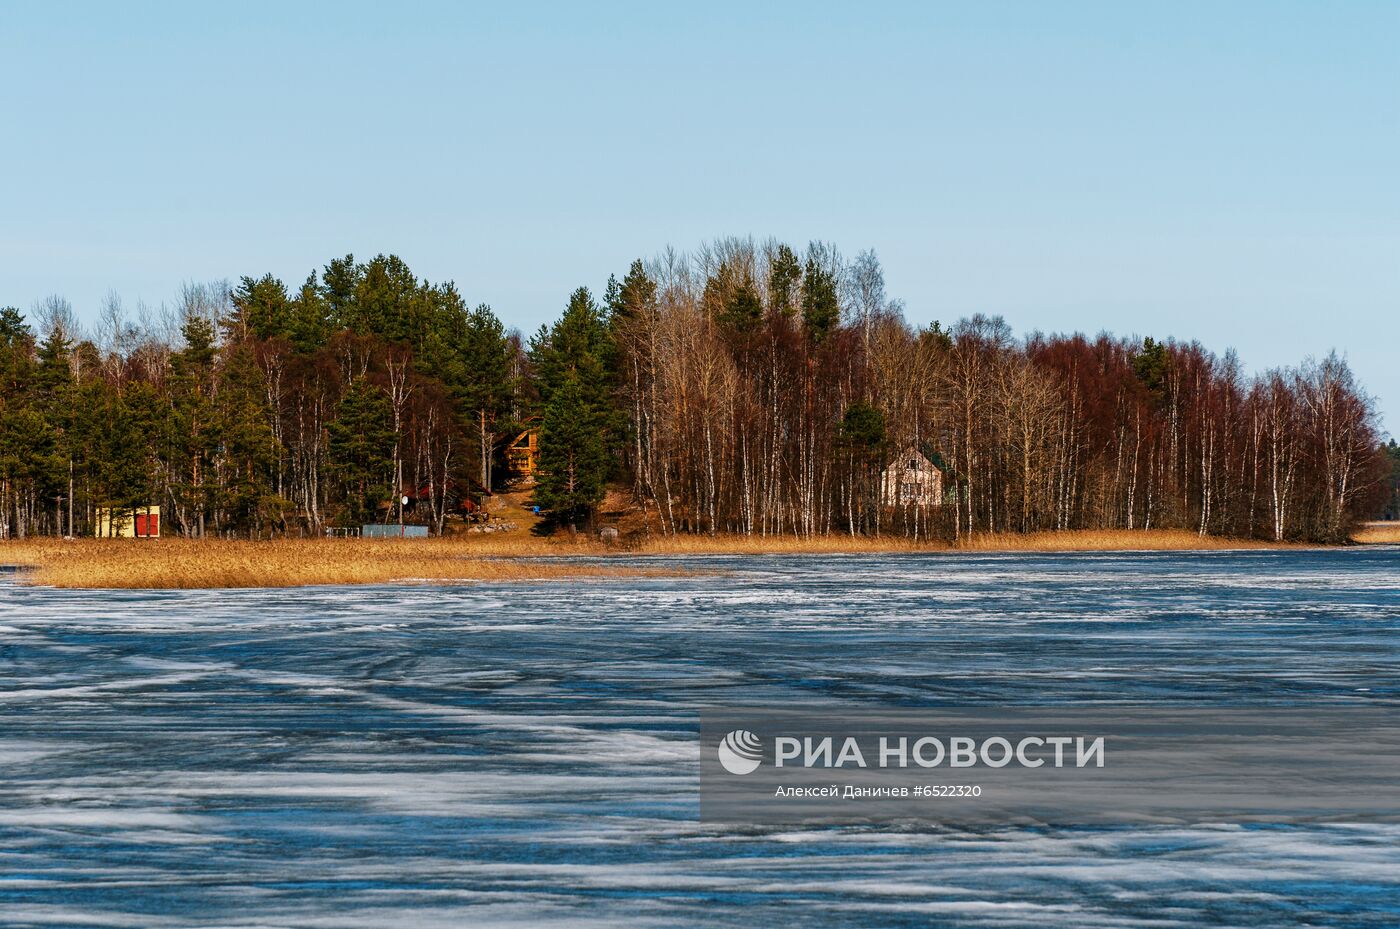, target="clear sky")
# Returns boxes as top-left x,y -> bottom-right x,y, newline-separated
3,1 -> 1396,430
